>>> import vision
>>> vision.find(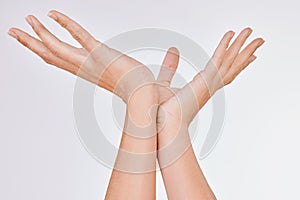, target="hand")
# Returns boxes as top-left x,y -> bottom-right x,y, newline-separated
156,28 -> 264,152
155,29 -> 264,200
8,10 -> 154,103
